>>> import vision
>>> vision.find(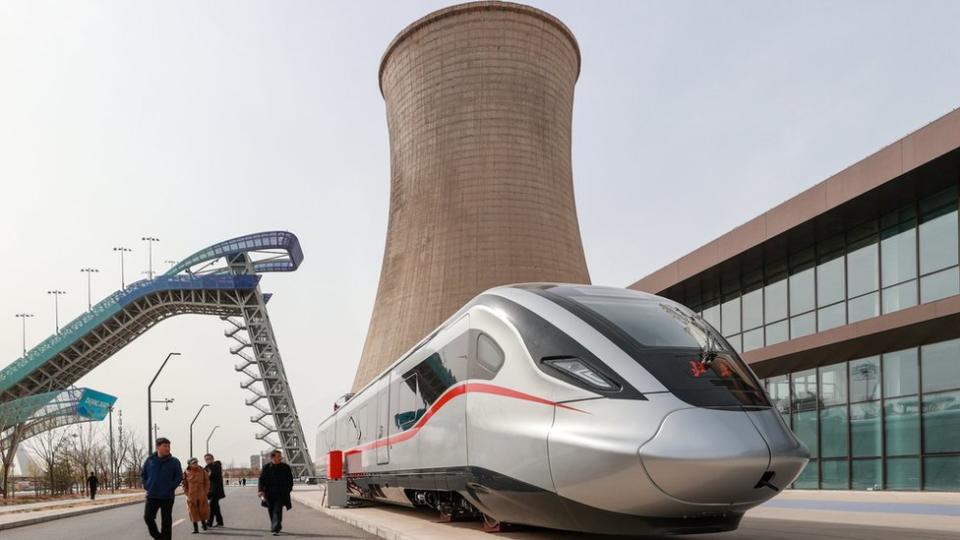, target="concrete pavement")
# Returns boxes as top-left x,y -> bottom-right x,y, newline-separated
291,486 -> 960,540
1,485 -> 378,539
